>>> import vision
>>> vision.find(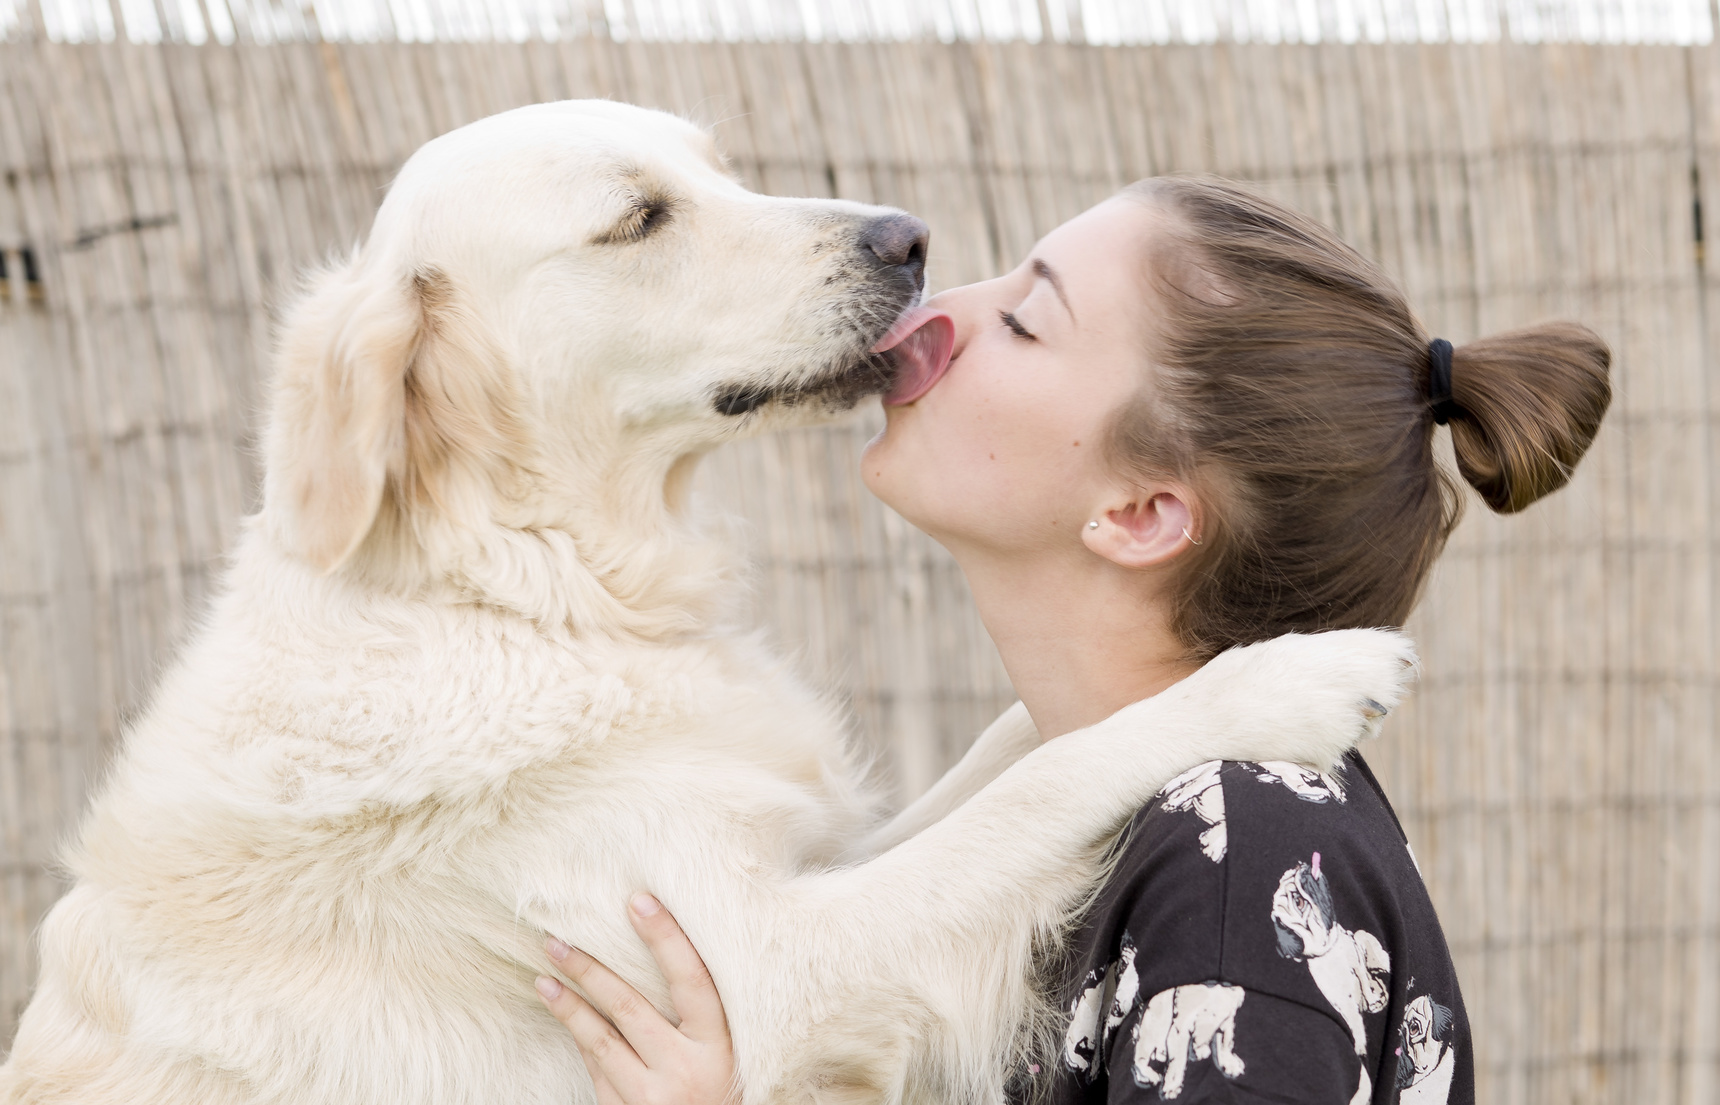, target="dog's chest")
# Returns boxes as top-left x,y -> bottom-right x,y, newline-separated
72,637 -> 867,1103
